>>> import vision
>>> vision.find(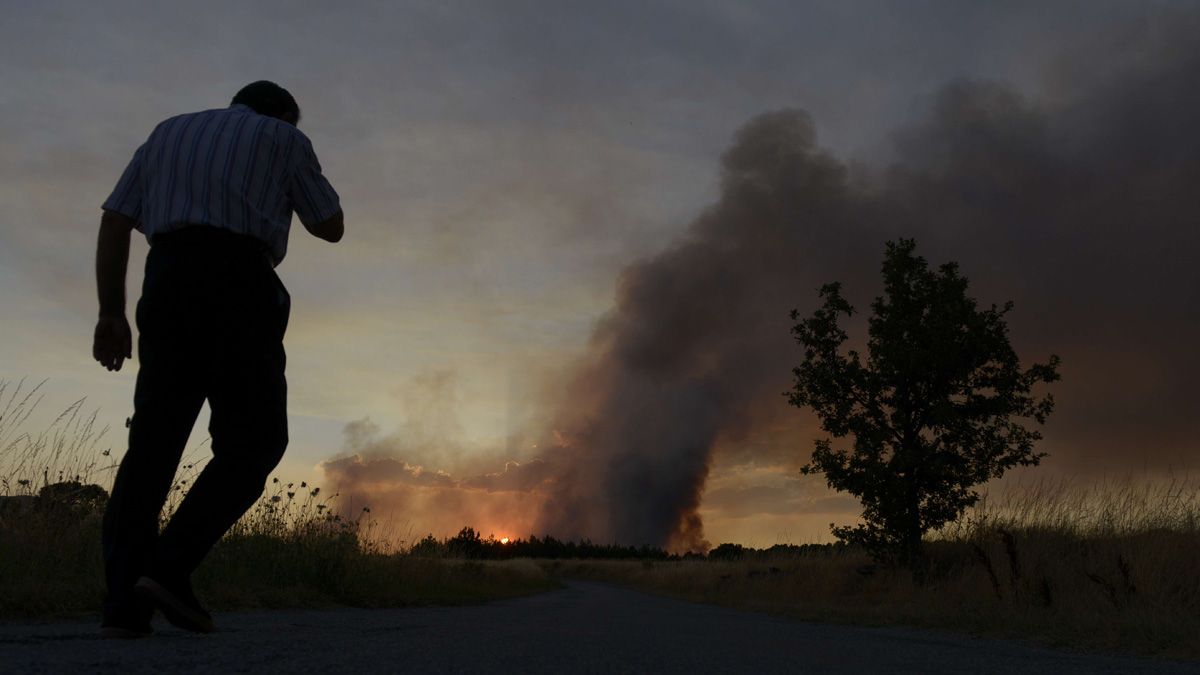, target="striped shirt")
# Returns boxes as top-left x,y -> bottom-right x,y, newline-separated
102,103 -> 340,265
